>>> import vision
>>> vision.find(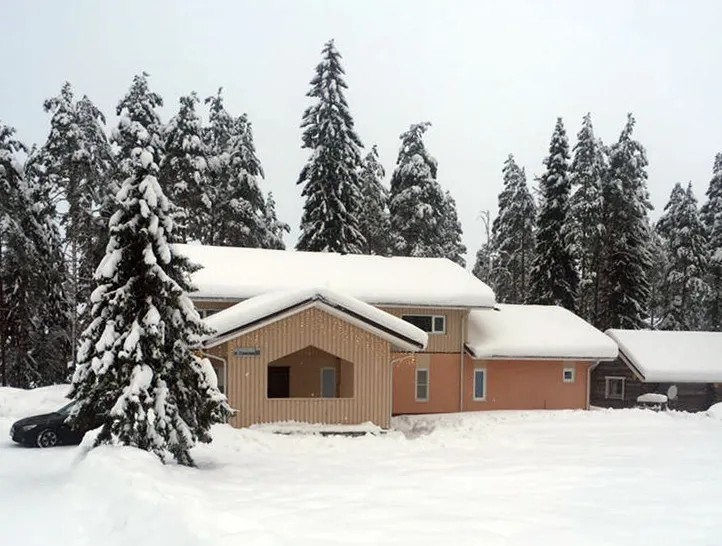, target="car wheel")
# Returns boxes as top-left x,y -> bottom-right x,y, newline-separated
36,428 -> 59,448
